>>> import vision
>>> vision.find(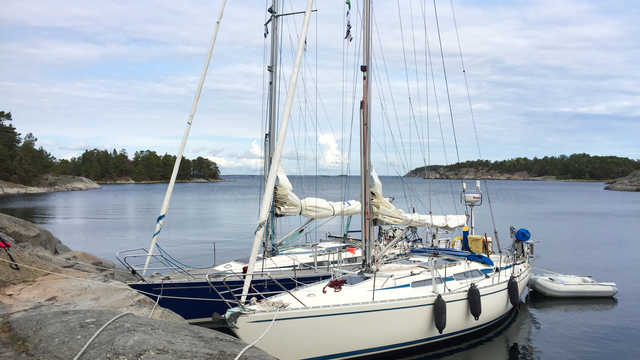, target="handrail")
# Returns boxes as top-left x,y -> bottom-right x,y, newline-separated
223,271 -> 307,310
116,248 -> 198,280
